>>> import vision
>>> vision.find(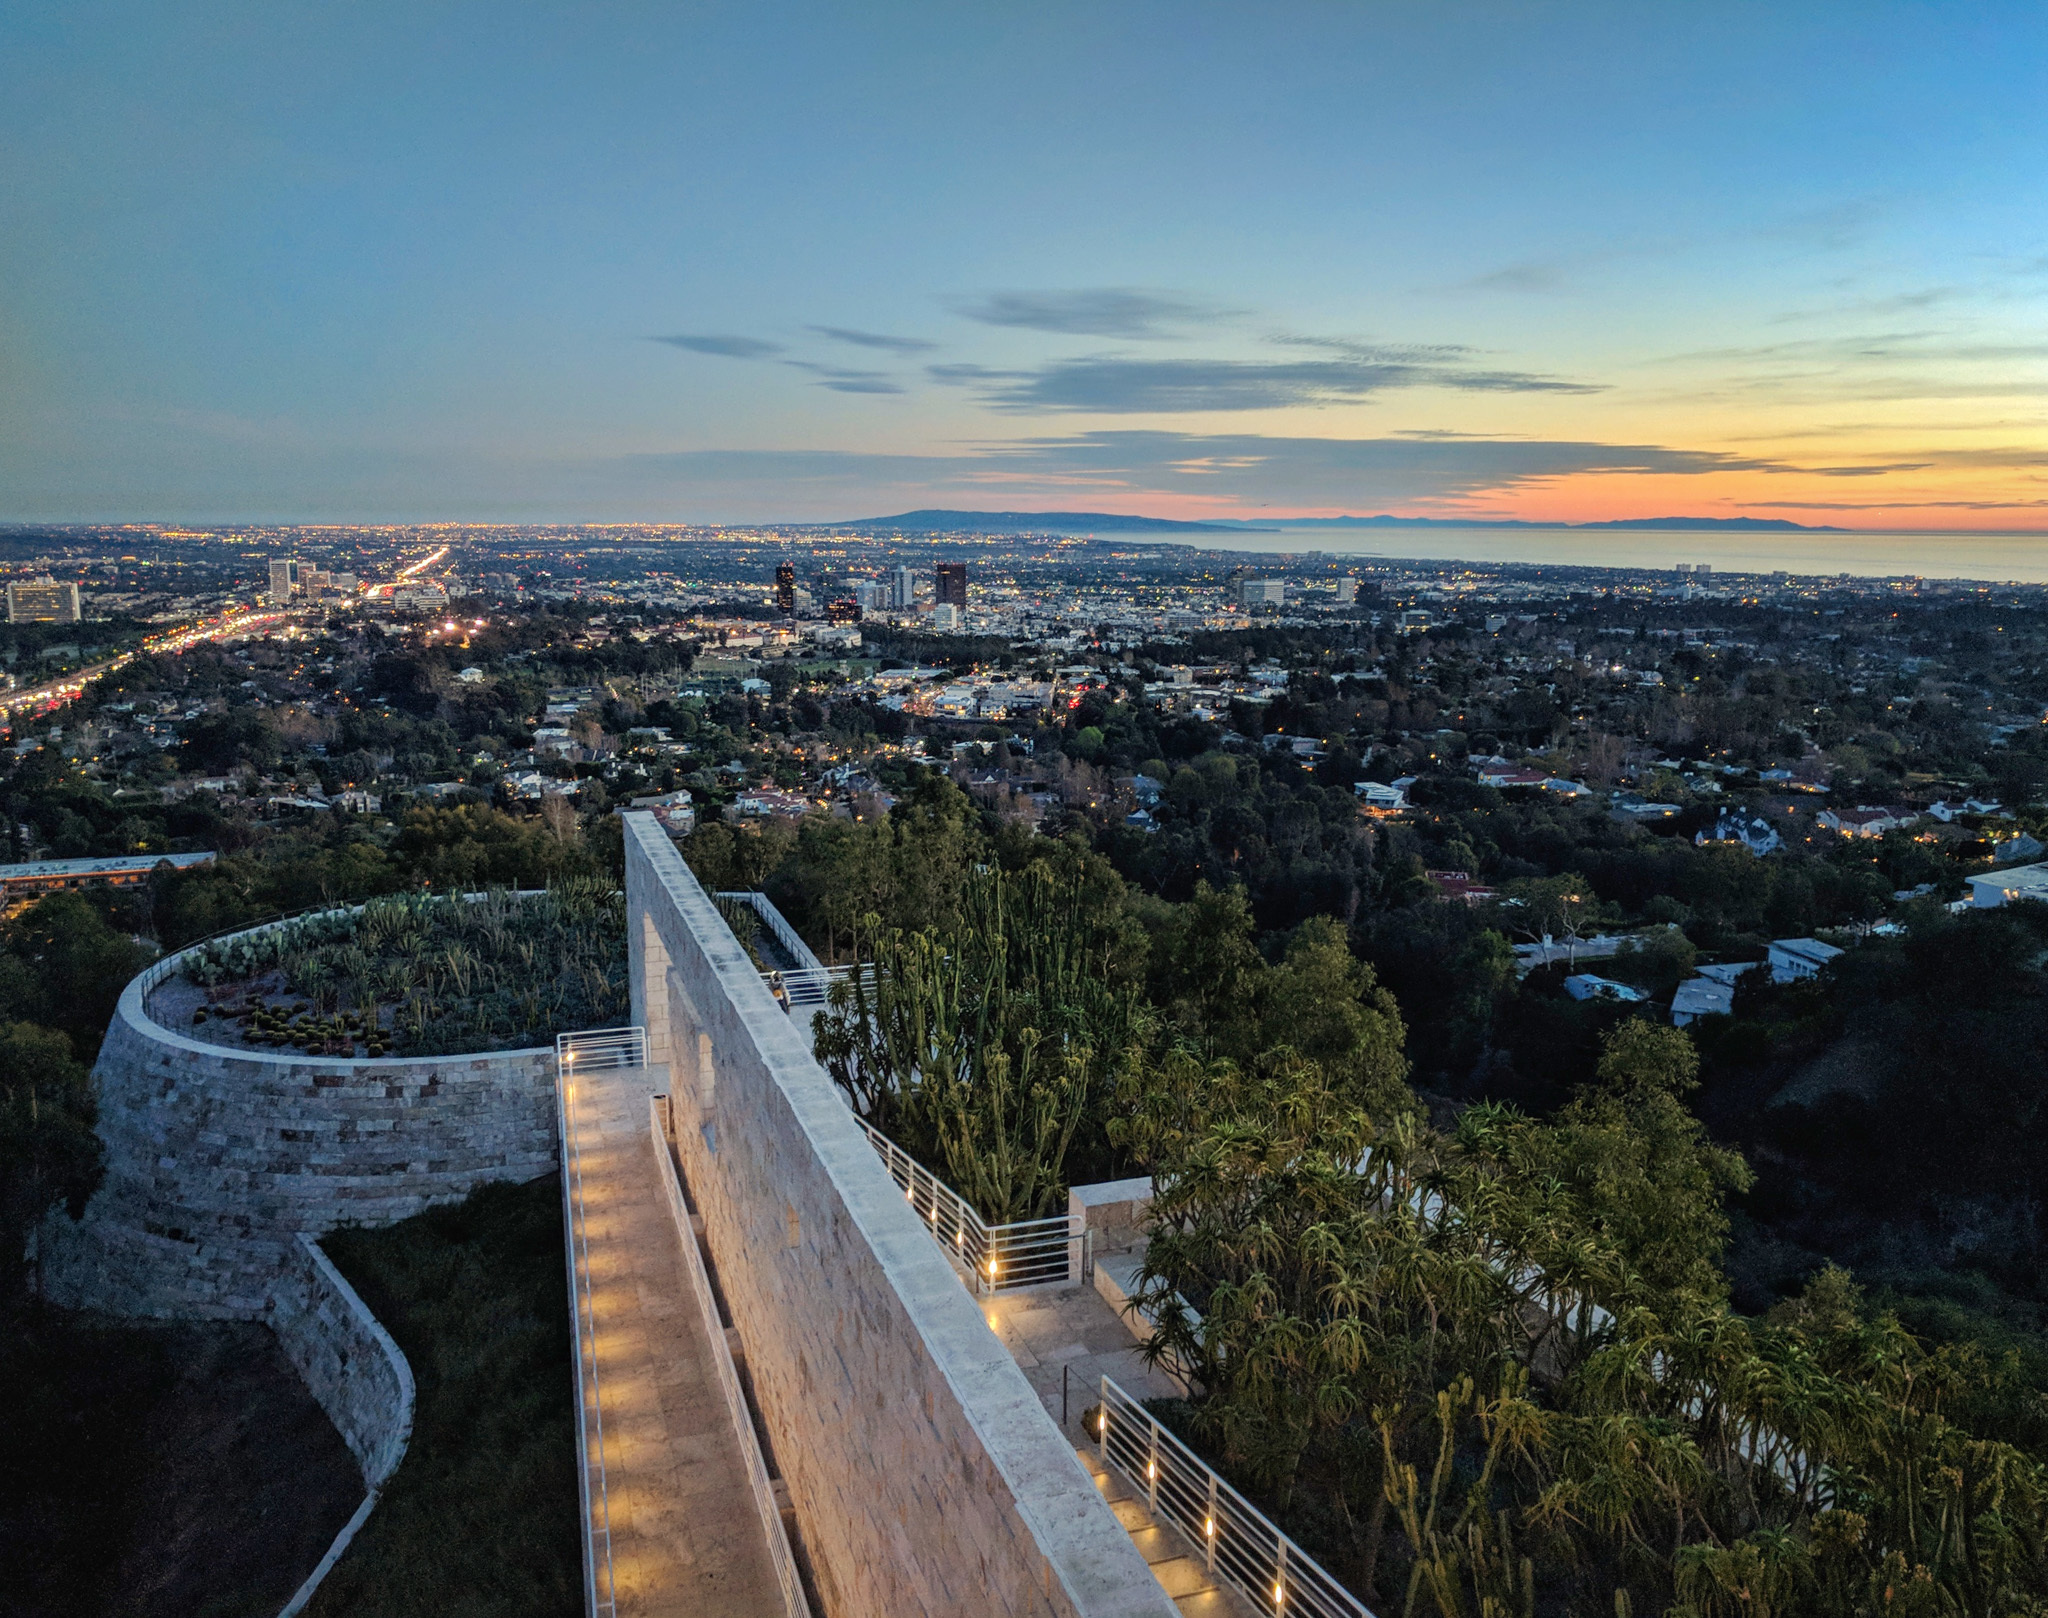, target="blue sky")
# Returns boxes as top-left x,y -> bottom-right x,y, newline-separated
4,2 -> 2047,526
